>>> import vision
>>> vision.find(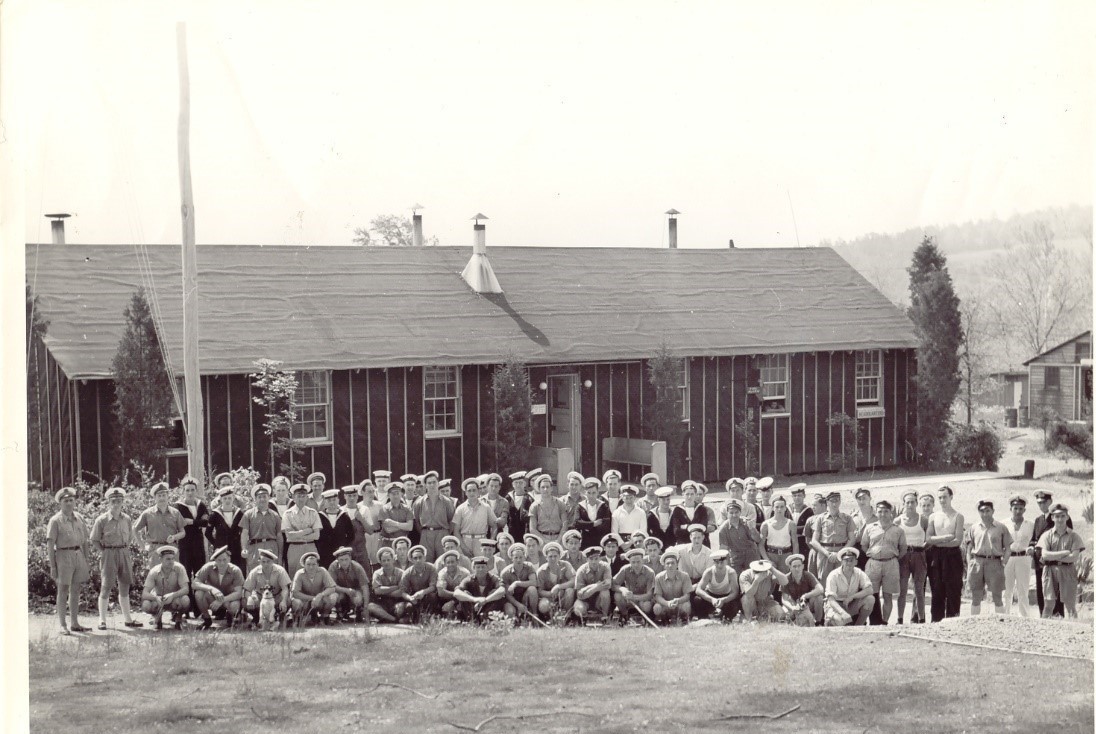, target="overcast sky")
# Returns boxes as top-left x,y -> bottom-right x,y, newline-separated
10,1 -> 1095,249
